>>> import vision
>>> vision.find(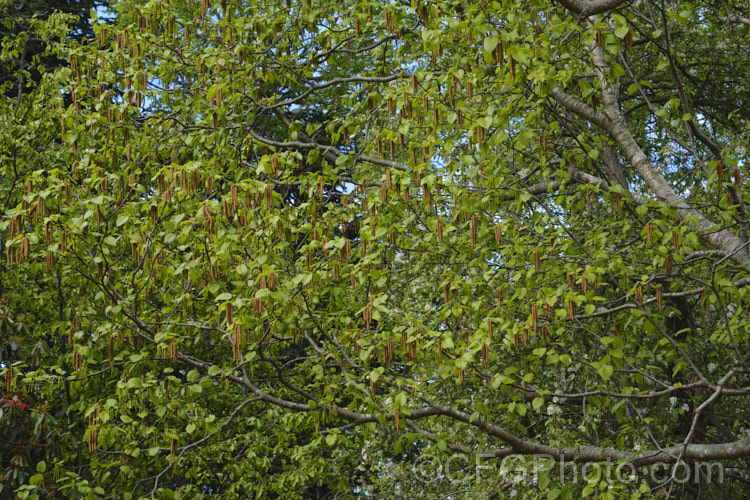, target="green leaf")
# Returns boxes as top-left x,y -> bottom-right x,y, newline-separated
2,2 -> 744,496
515,403 -> 527,417
532,397 -> 544,411
483,36 -> 498,54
